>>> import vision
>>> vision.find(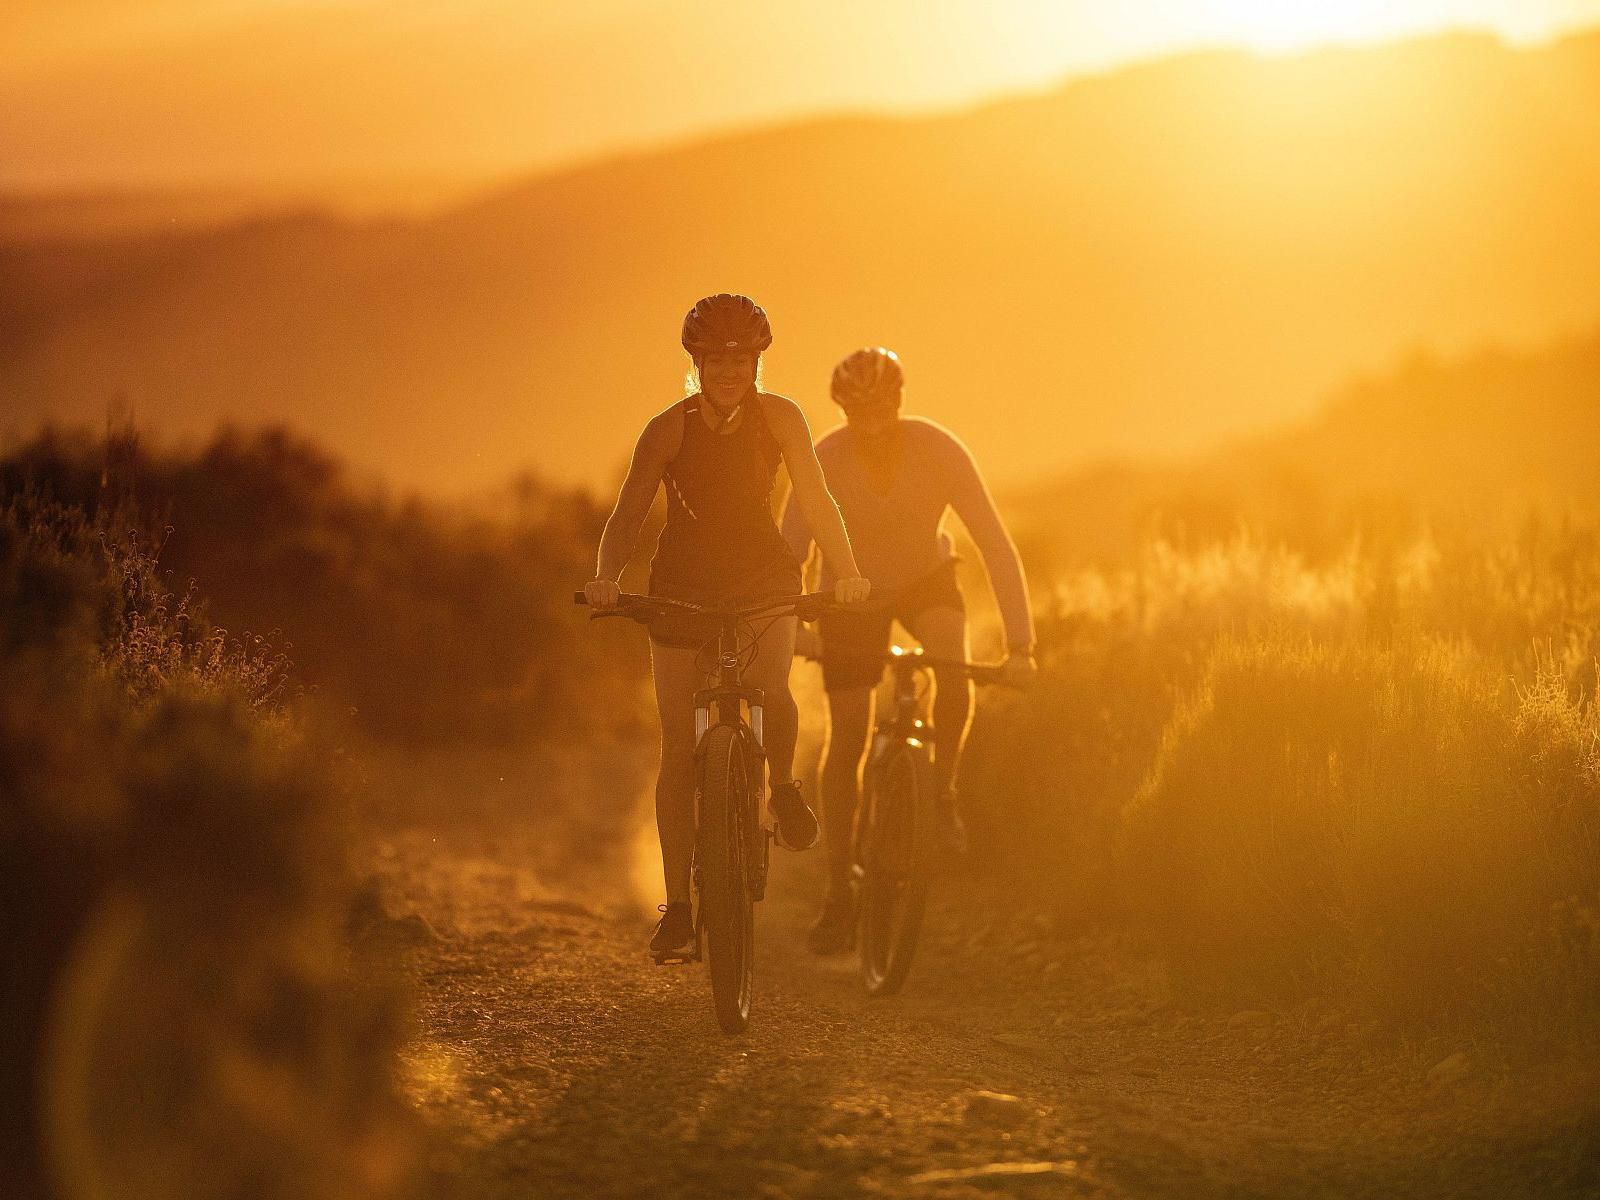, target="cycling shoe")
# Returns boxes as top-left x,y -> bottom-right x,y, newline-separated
649,901 -> 694,959
769,780 -> 820,851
